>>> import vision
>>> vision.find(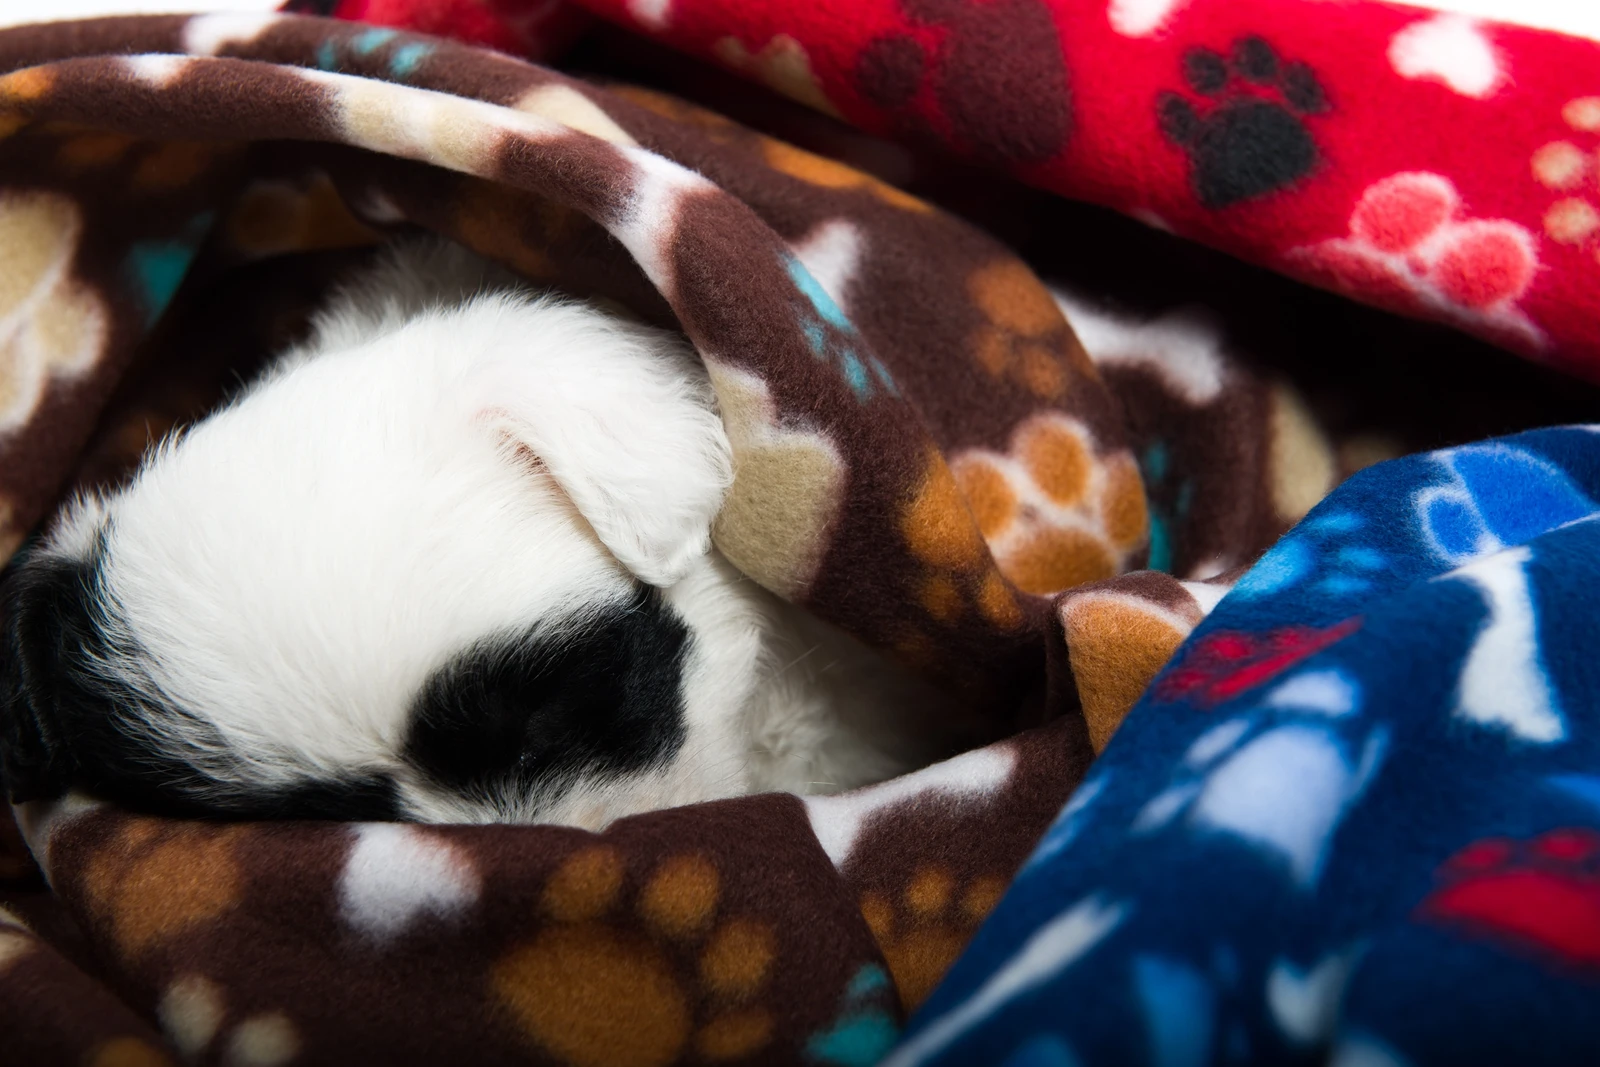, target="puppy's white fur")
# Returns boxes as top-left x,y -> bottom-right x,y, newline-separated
43,240 -> 958,827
